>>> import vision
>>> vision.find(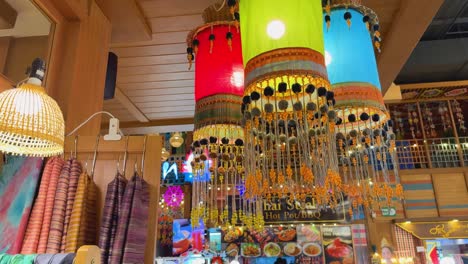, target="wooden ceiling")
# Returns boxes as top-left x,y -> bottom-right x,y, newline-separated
102,0 -> 444,131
